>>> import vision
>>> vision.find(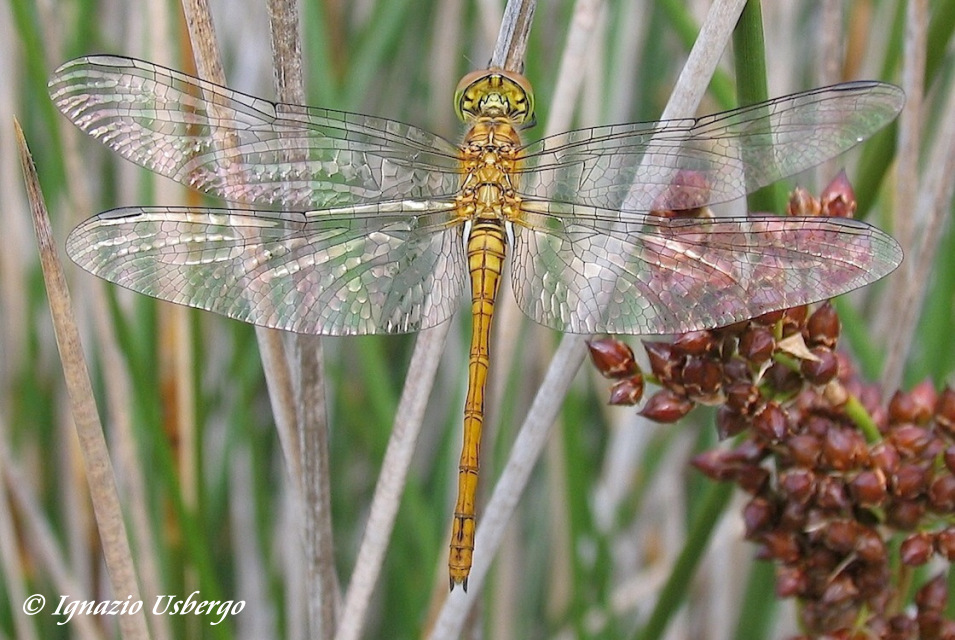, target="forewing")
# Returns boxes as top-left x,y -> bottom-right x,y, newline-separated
517,82 -> 905,214
510,205 -> 902,334
67,203 -> 467,335
49,55 -> 462,209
